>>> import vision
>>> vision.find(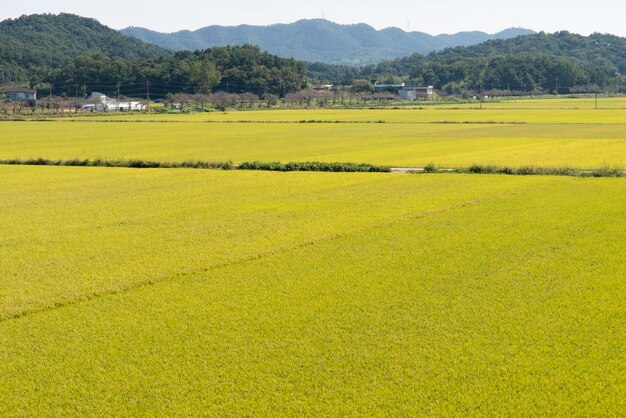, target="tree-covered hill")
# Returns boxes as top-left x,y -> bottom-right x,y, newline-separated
0,15 -> 306,98
122,20 -> 534,65
348,31 -> 626,94
433,31 -> 626,73
0,13 -> 170,82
